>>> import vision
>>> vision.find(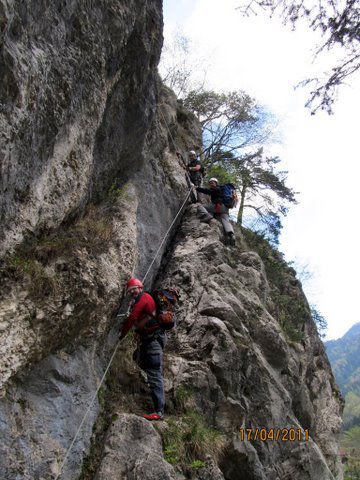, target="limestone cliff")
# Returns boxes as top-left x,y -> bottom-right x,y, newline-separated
91,212 -> 343,480
0,2 -> 343,480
